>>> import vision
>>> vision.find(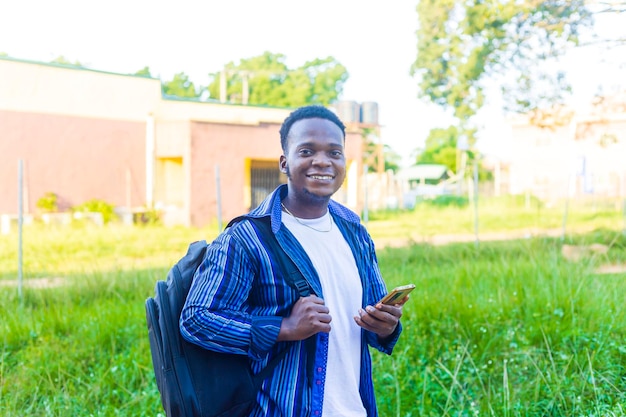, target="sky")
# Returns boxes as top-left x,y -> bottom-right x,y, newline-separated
1,1 -> 624,168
